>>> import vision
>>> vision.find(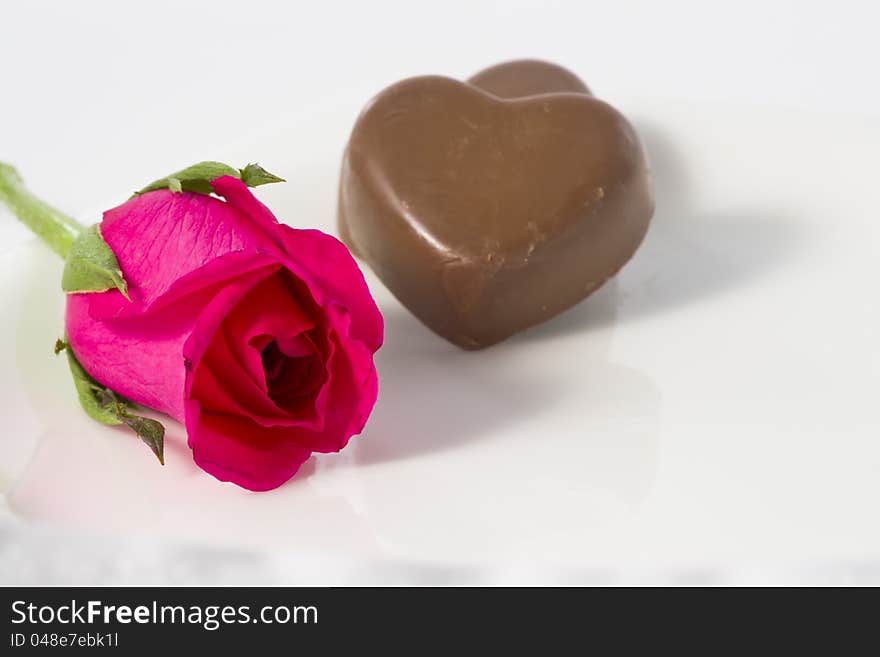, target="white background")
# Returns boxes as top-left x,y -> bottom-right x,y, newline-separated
2,0 -> 877,215
1,1 -> 879,584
